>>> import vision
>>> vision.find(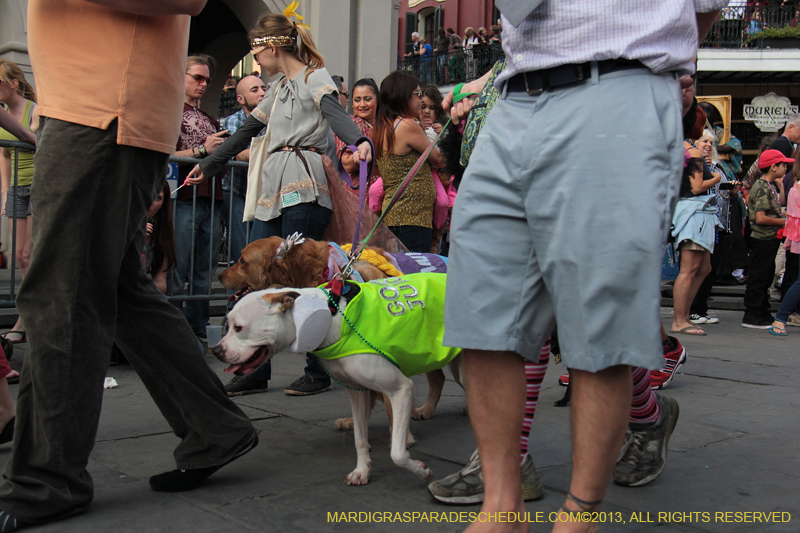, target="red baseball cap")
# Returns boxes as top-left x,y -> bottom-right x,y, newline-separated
758,149 -> 794,170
